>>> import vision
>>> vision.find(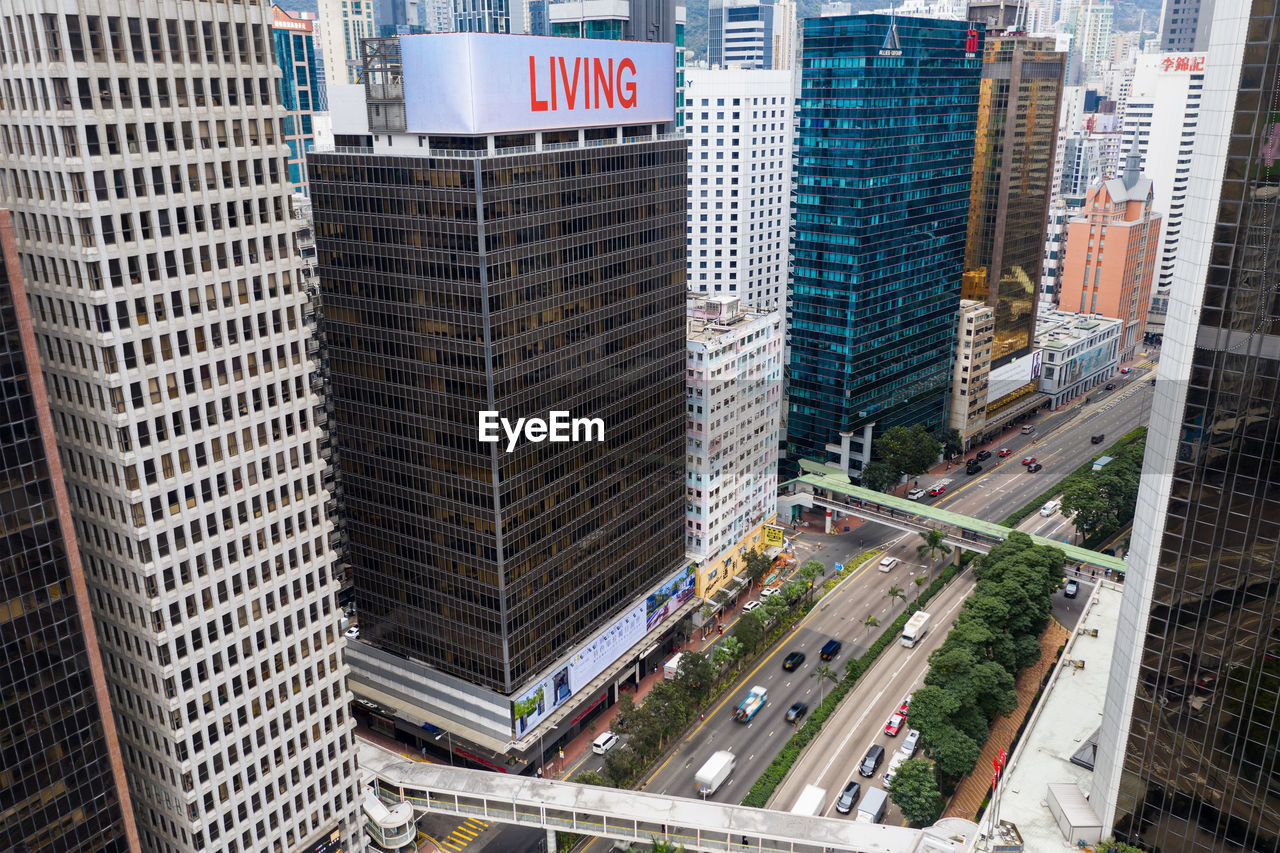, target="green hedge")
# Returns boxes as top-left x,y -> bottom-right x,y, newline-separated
740,558 -> 967,808
1001,426 -> 1148,528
